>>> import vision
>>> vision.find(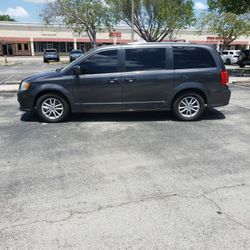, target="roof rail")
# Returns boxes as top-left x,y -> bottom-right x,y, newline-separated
127,41 -> 190,45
